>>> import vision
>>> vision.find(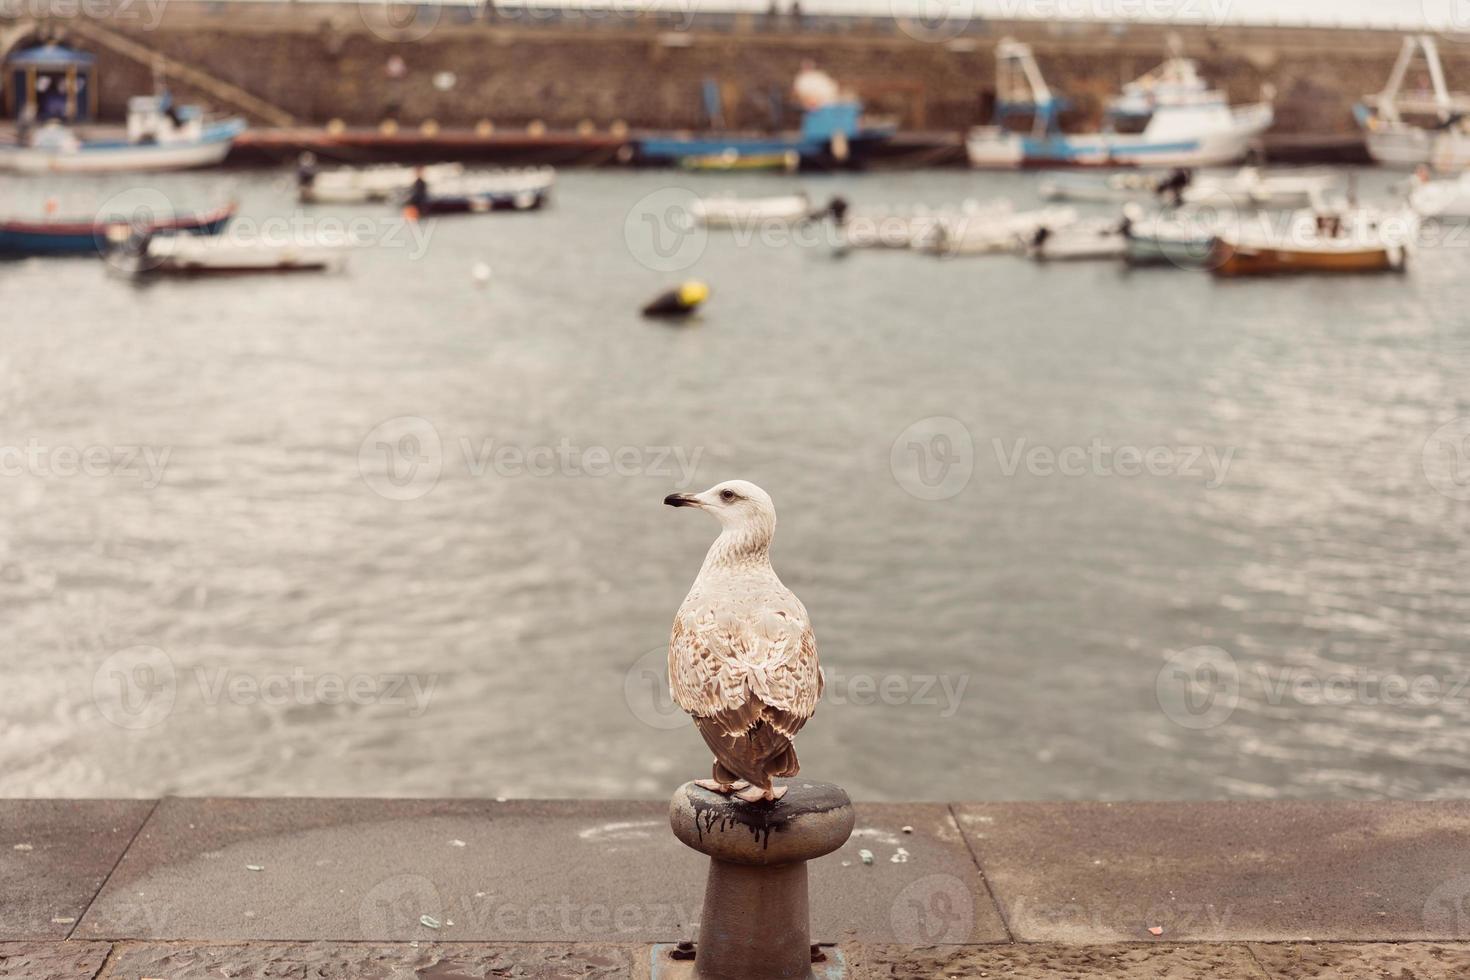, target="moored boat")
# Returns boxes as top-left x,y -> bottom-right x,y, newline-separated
1408,169 -> 1470,218
1122,206 -> 1226,268
1026,217 -> 1128,261
298,161 -> 466,204
636,102 -> 895,171
923,205 -> 1079,256
691,193 -> 813,229
112,232 -> 345,278
679,150 -> 800,173
1356,35 -> 1470,170
405,172 -> 551,216
0,201 -> 236,258
0,95 -> 244,174
968,39 -> 1272,169
1209,200 -> 1416,276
